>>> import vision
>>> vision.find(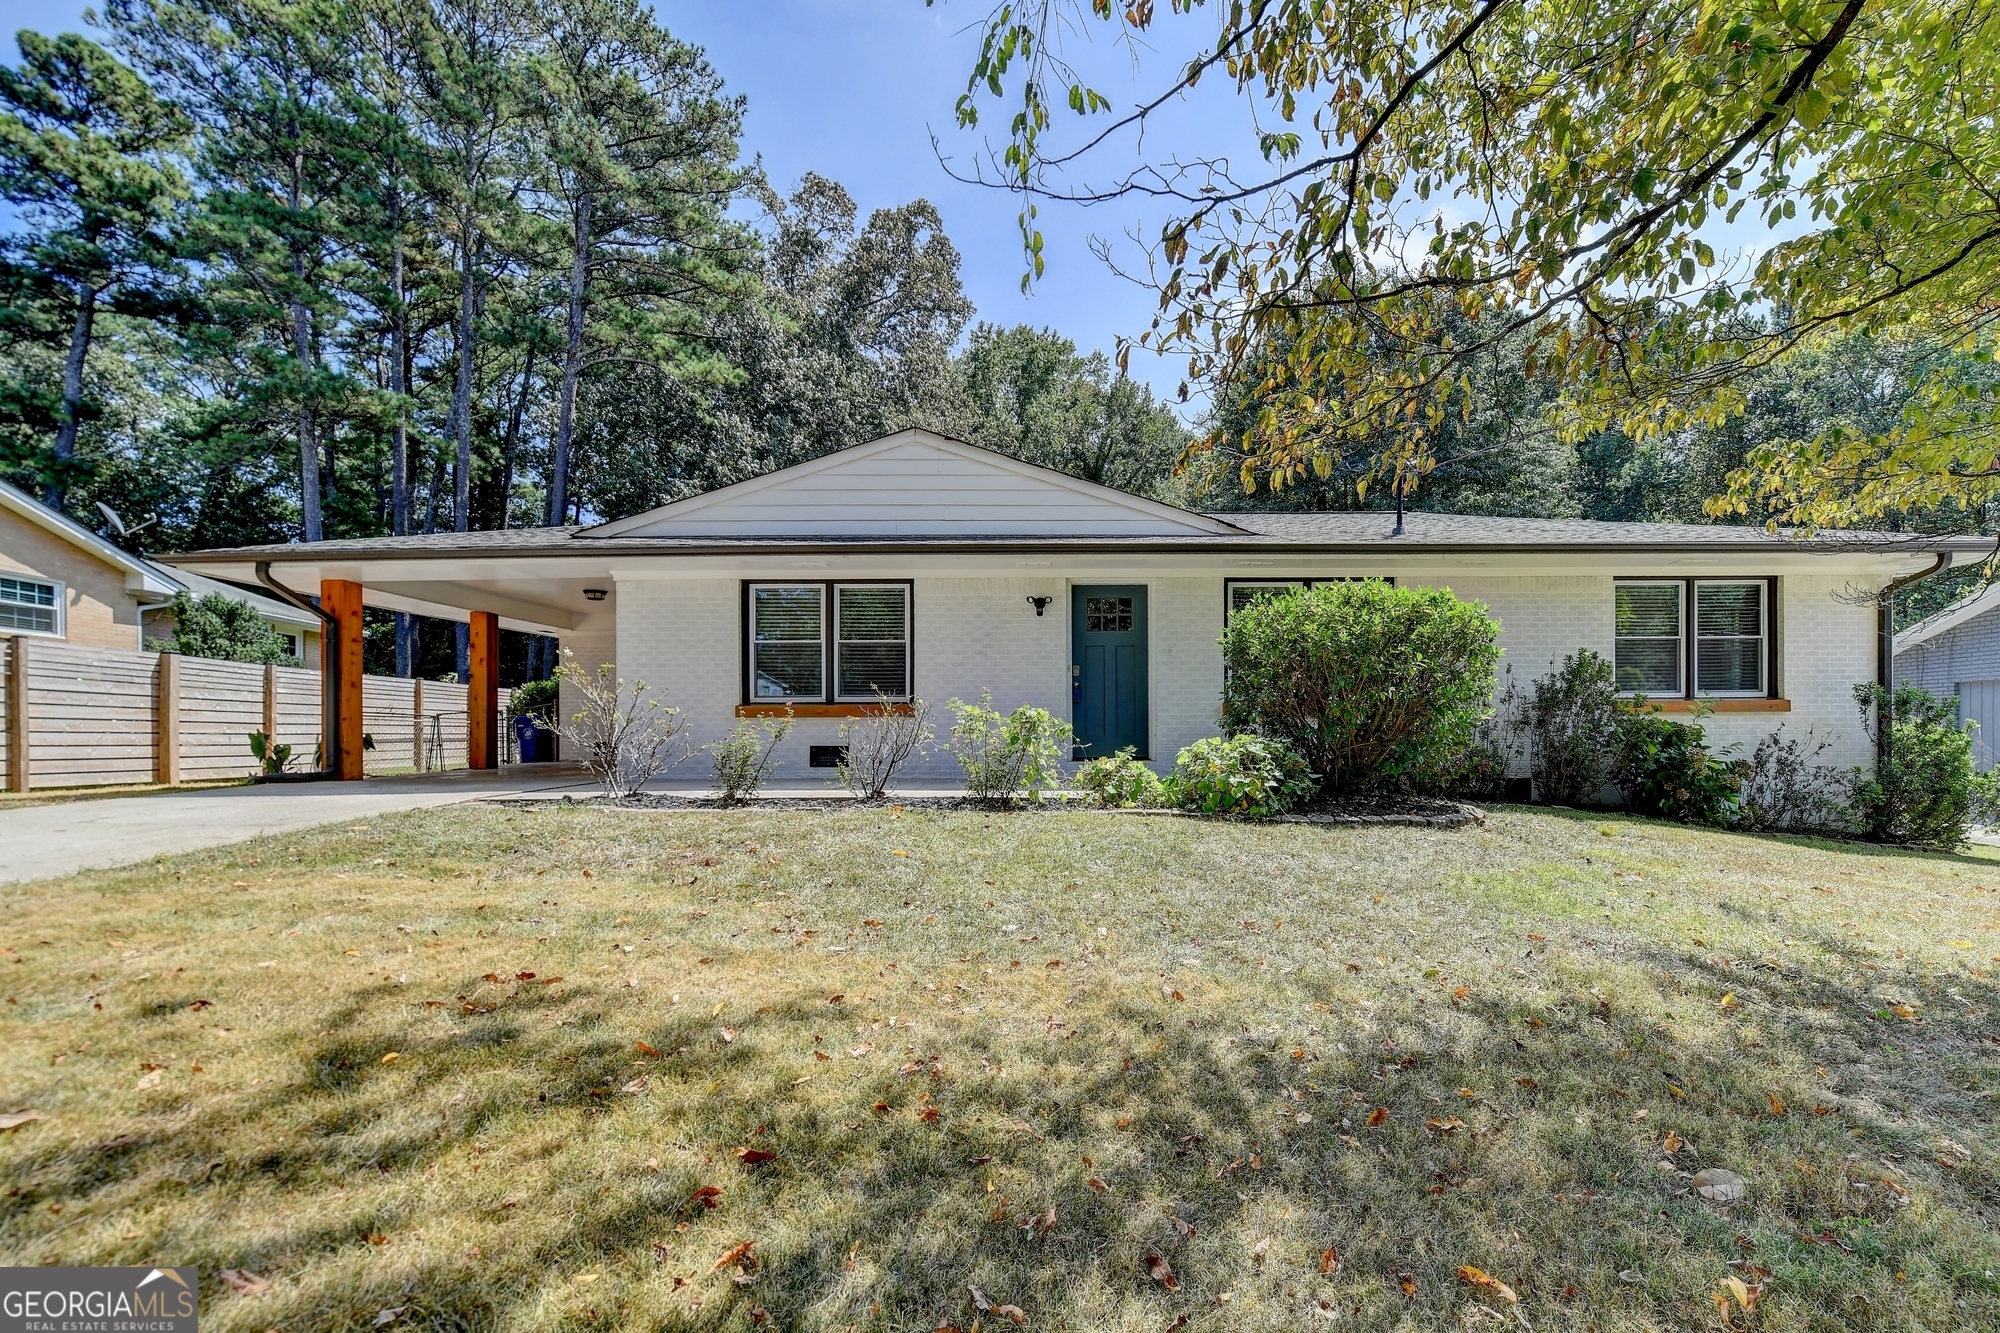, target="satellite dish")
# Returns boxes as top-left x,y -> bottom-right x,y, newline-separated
95,501 -> 156,542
